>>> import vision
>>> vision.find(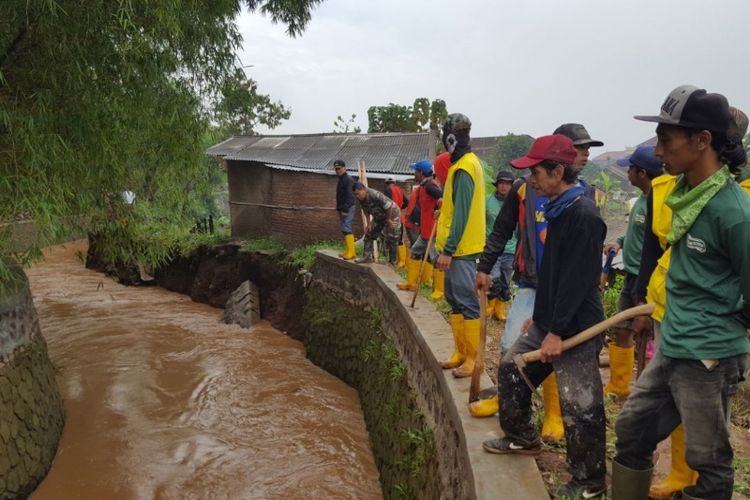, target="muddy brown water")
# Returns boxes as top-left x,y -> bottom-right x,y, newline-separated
27,242 -> 382,499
